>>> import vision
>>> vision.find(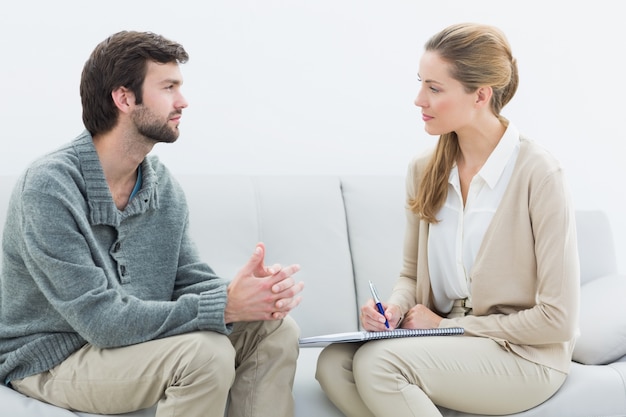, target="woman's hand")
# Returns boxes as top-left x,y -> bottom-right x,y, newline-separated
400,304 -> 443,329
360,300 -> 403,331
